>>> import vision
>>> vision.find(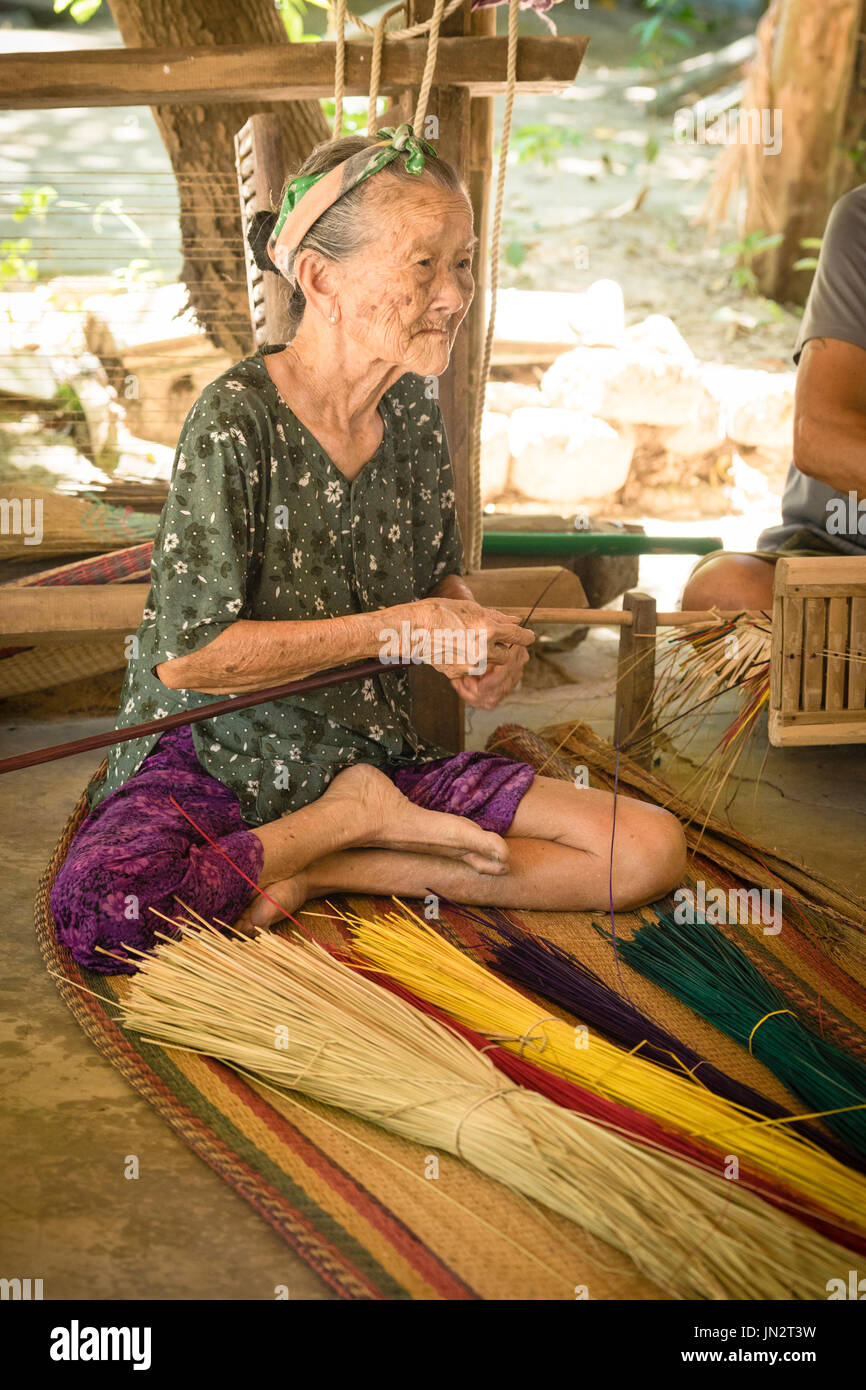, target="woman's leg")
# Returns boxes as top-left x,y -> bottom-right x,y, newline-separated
251,763 -> 509,879
239,776 -> 688,928
51,740 -> 264,973
53,746 -> 509,970
680,551 -> 776,611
